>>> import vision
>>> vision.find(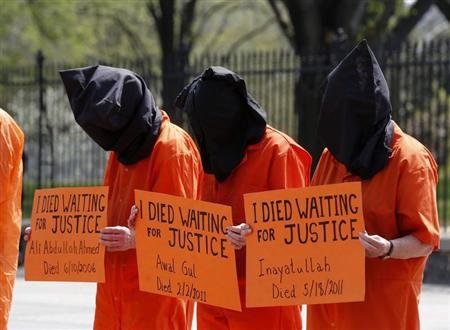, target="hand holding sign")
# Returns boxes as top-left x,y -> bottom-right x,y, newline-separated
244,182 -> 366,307
127,205 -> 139,229
99,226 -> 135,252
23,226 -> 31,241
358,231 -> 392,258
227,223 -> 252,250
134,190 -> 241,311
25,186 -> 108,282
